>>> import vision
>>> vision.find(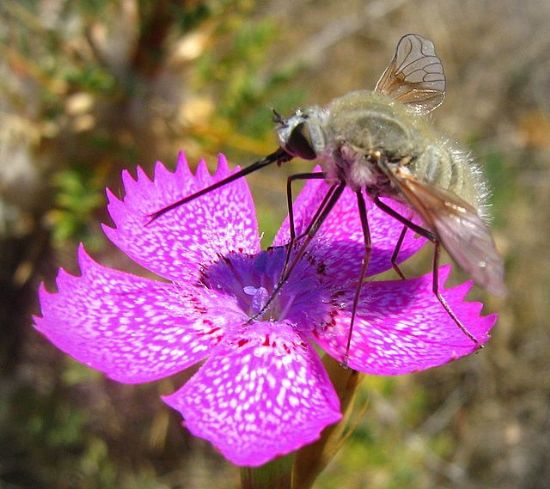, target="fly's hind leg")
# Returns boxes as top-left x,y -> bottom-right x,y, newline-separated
343,190 -> 372,367
374,196 -> 482,348
391,225 -> 408,280
431,241 -> 483,348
